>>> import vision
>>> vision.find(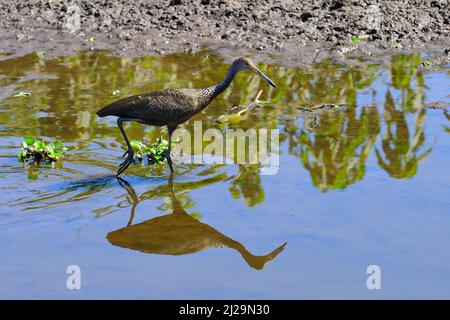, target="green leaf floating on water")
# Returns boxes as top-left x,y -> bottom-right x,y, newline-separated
33,140 -> 45,152
24,136 -> 36,146
53,140 -> 64,149
18,137 -> 68,164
